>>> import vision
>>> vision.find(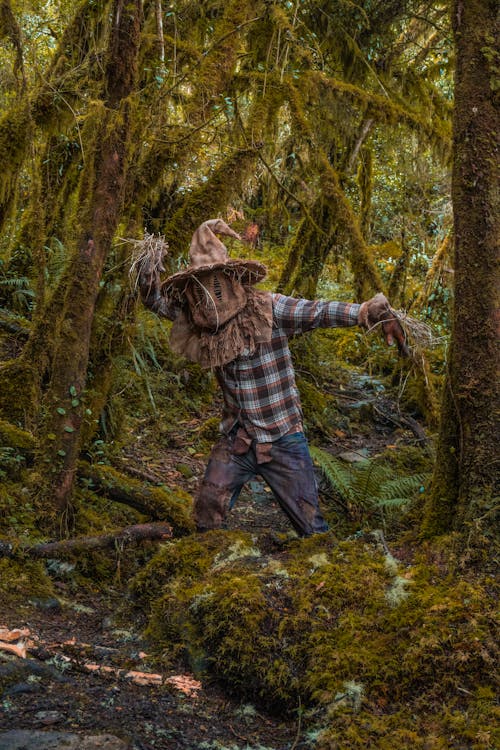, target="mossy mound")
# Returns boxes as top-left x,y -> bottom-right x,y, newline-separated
129,532 -> 498,746
0,557 -> 54,607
